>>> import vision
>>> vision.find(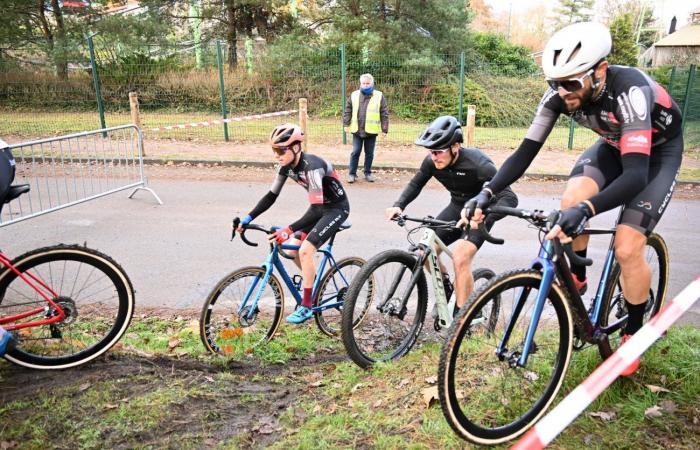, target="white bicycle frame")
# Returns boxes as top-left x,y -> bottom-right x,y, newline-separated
416,227 -> 457,330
